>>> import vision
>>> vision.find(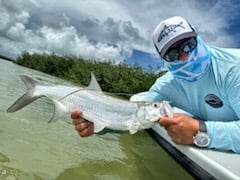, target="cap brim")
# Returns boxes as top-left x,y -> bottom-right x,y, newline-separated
160,31 -> 197,57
